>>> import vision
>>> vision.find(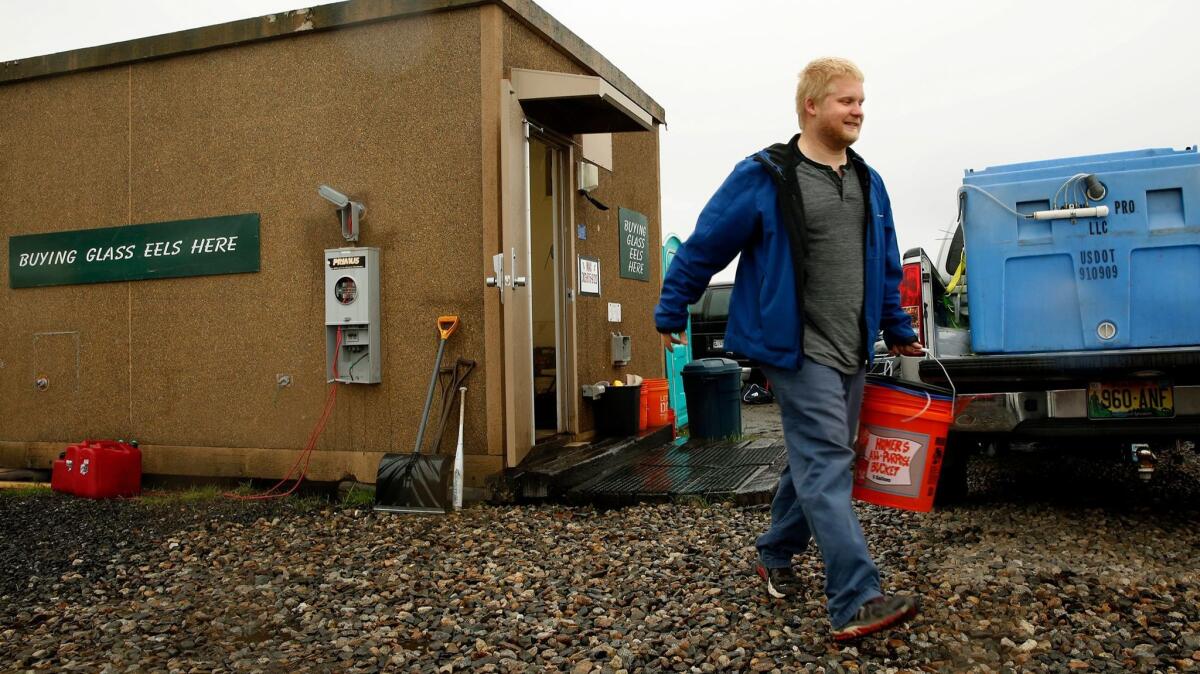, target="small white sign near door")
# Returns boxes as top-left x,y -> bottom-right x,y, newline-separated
578,255 -> 601,296
608,302 -> 622,322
